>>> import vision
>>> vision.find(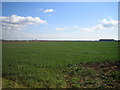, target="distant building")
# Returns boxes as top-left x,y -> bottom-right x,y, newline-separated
99,39 -> 115,41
